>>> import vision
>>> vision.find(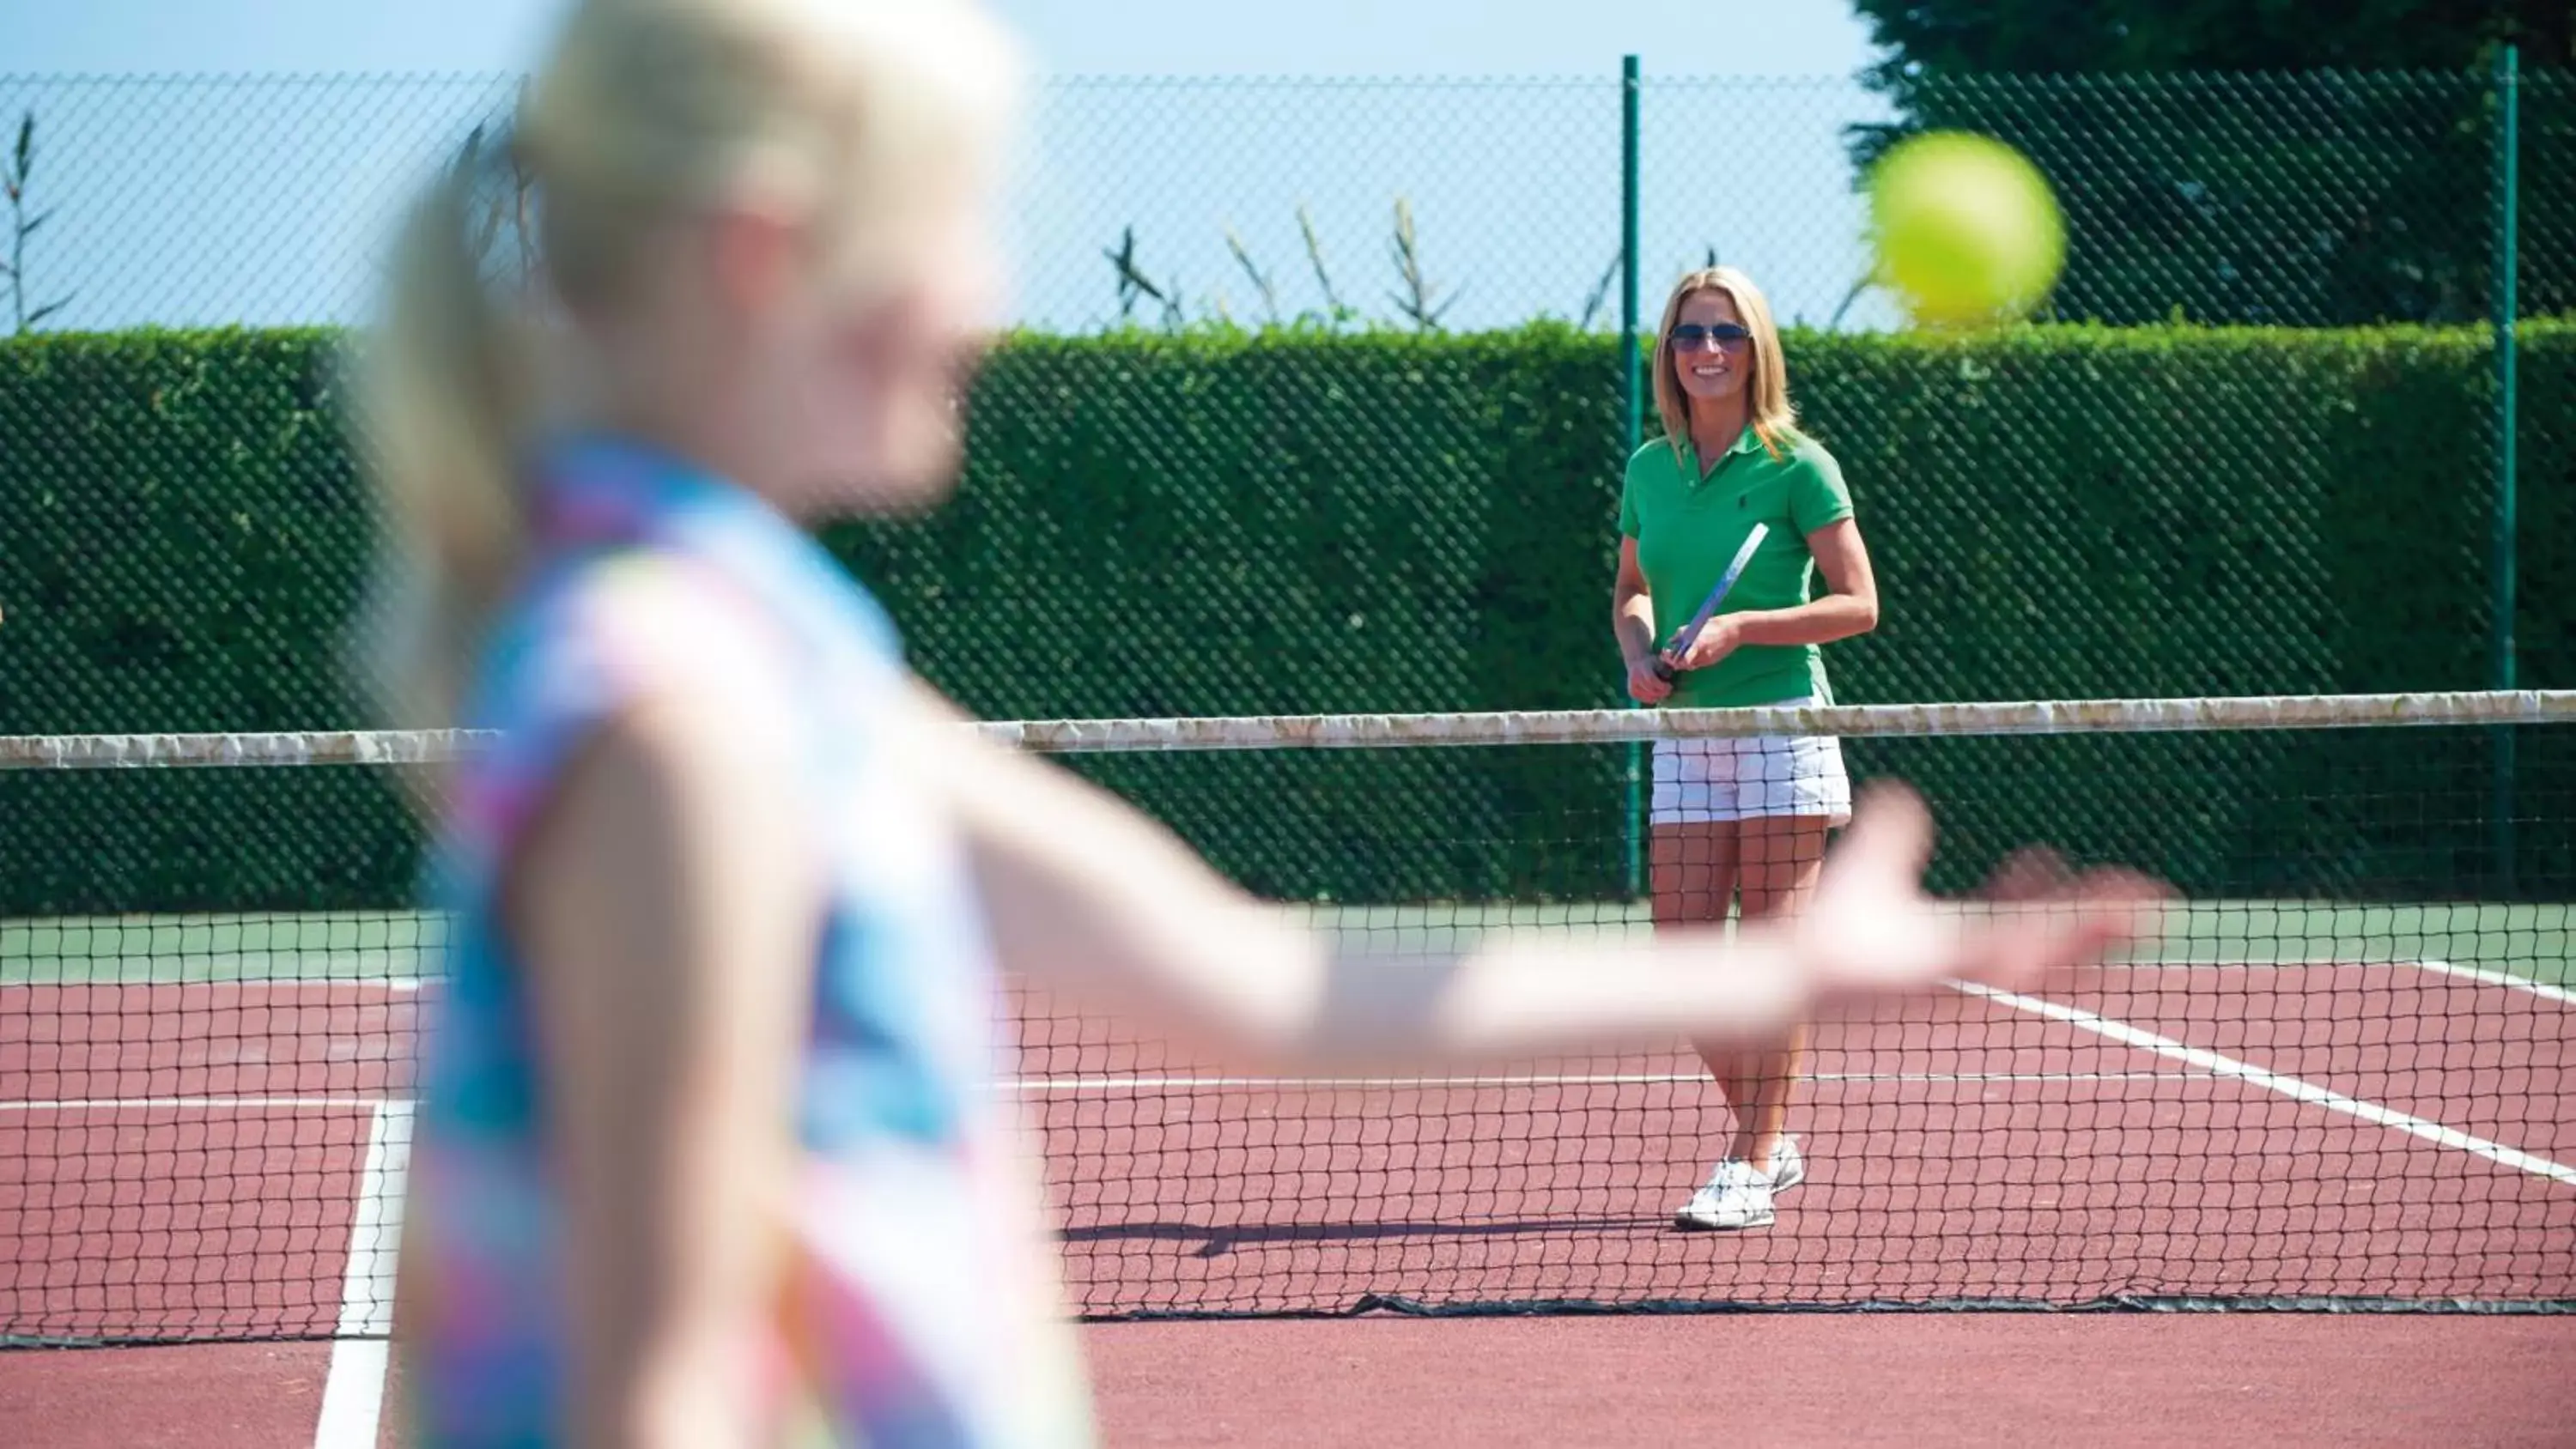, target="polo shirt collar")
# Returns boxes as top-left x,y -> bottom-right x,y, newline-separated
1681,425 -> 1764,476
